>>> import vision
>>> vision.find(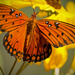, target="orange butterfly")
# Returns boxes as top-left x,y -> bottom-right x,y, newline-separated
0,4 -> 75,62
